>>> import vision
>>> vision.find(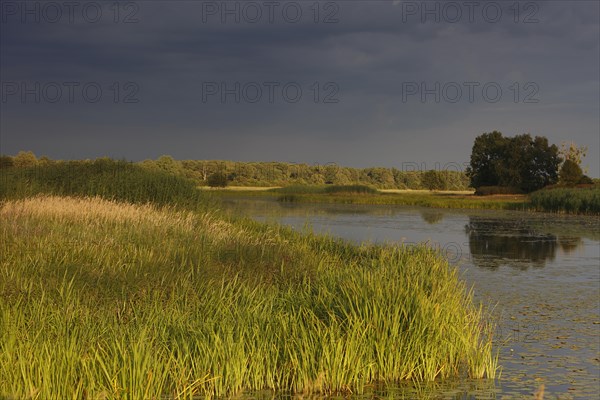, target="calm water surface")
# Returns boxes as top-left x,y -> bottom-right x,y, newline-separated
223,197 -> 600,399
